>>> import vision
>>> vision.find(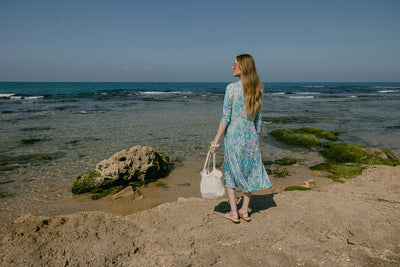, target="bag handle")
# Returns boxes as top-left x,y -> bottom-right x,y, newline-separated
212,152 -> 216,171
202,151 -> 211,173
202,151 -> 217,173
